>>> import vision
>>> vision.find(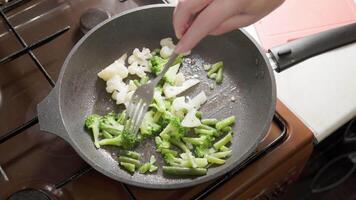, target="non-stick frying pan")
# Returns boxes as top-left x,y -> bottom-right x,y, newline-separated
37,4 -> 356,189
